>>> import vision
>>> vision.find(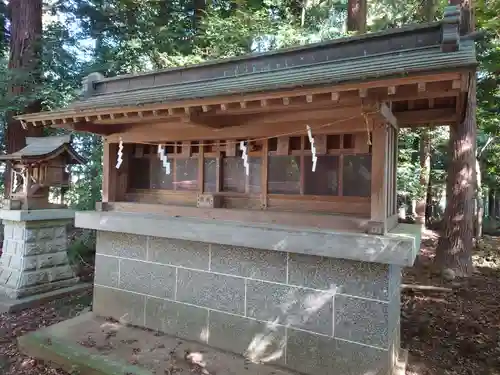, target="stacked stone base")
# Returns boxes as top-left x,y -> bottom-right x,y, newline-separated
93,231 -> 404,375
0,216 -> 78,299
